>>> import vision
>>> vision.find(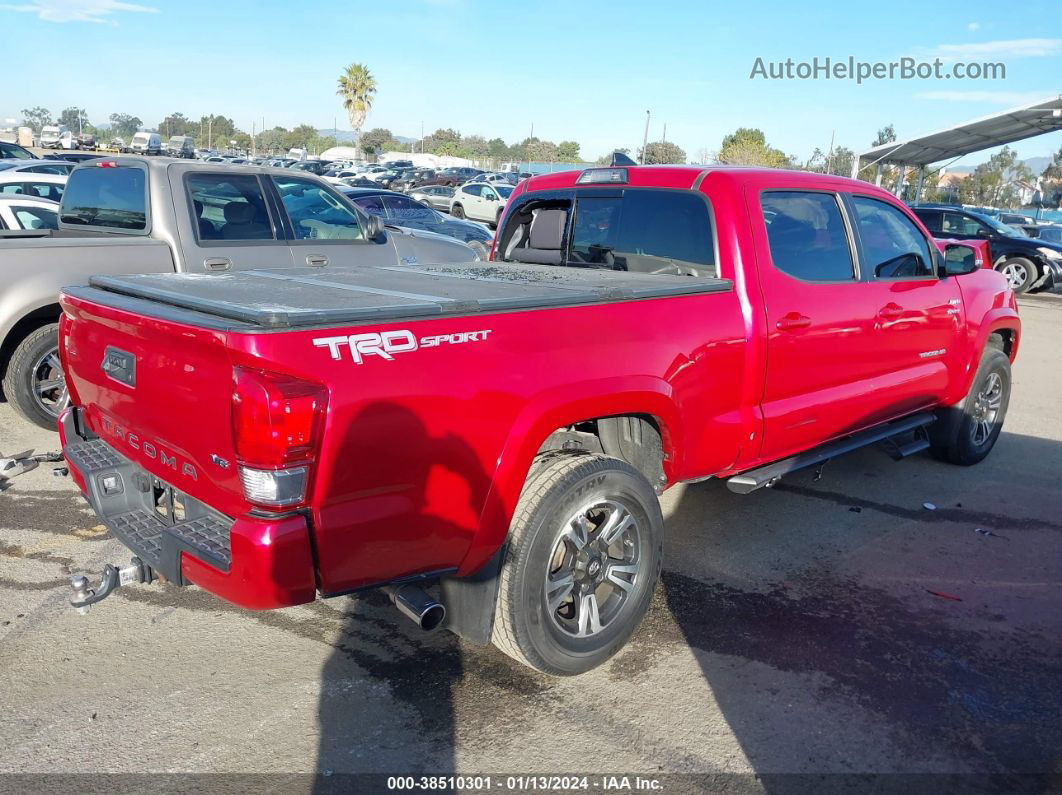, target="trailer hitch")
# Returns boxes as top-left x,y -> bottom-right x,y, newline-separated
69,557 -> 153,614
